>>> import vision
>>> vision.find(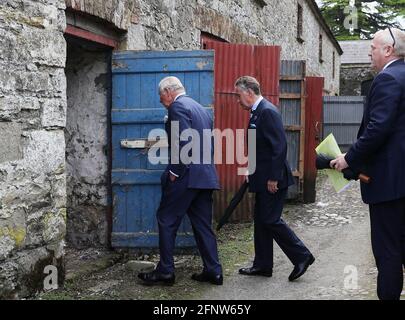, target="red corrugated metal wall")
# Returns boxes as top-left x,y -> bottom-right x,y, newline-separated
303,76 -> 324,203
203,40 -> 281,221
